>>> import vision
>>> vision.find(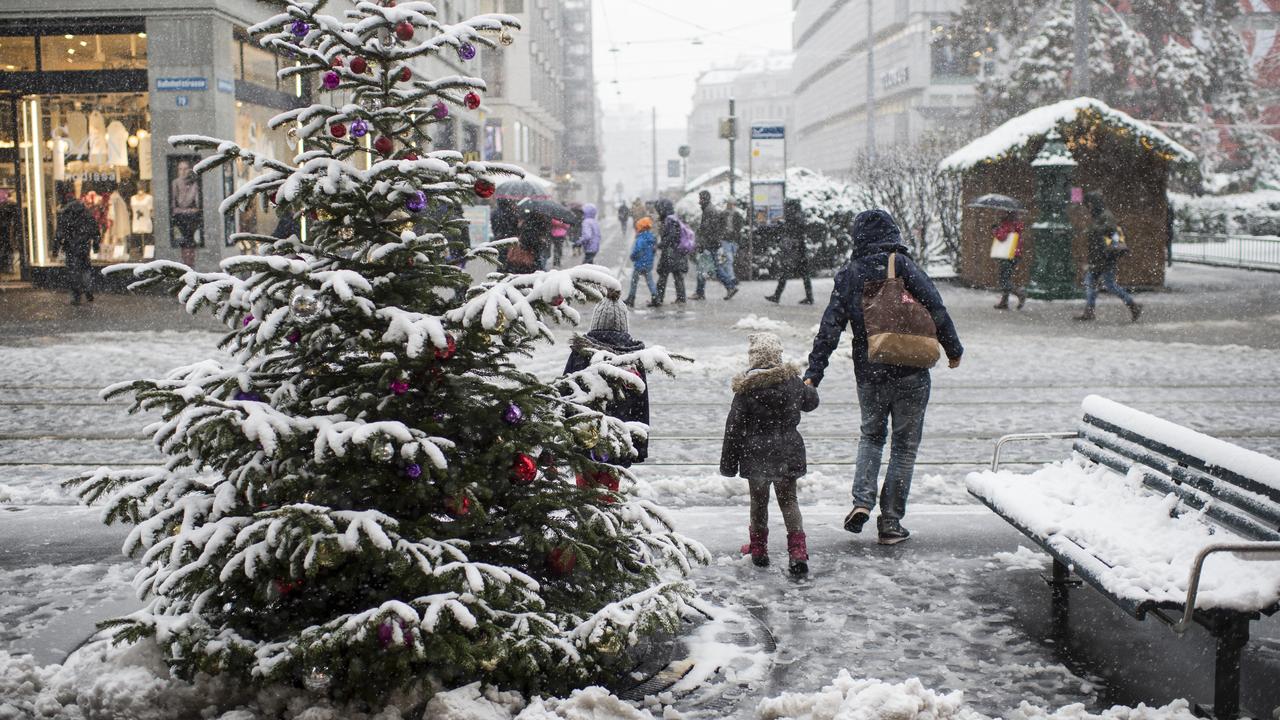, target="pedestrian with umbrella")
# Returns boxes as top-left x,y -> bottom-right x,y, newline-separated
969,195 -> 1028,310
